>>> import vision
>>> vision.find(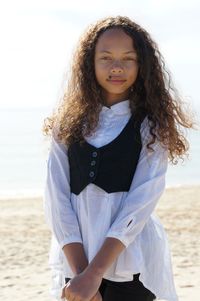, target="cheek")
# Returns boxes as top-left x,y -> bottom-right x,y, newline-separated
128,65 -> 139,80
94,63 -> 100,81
95,63 -> 107,81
